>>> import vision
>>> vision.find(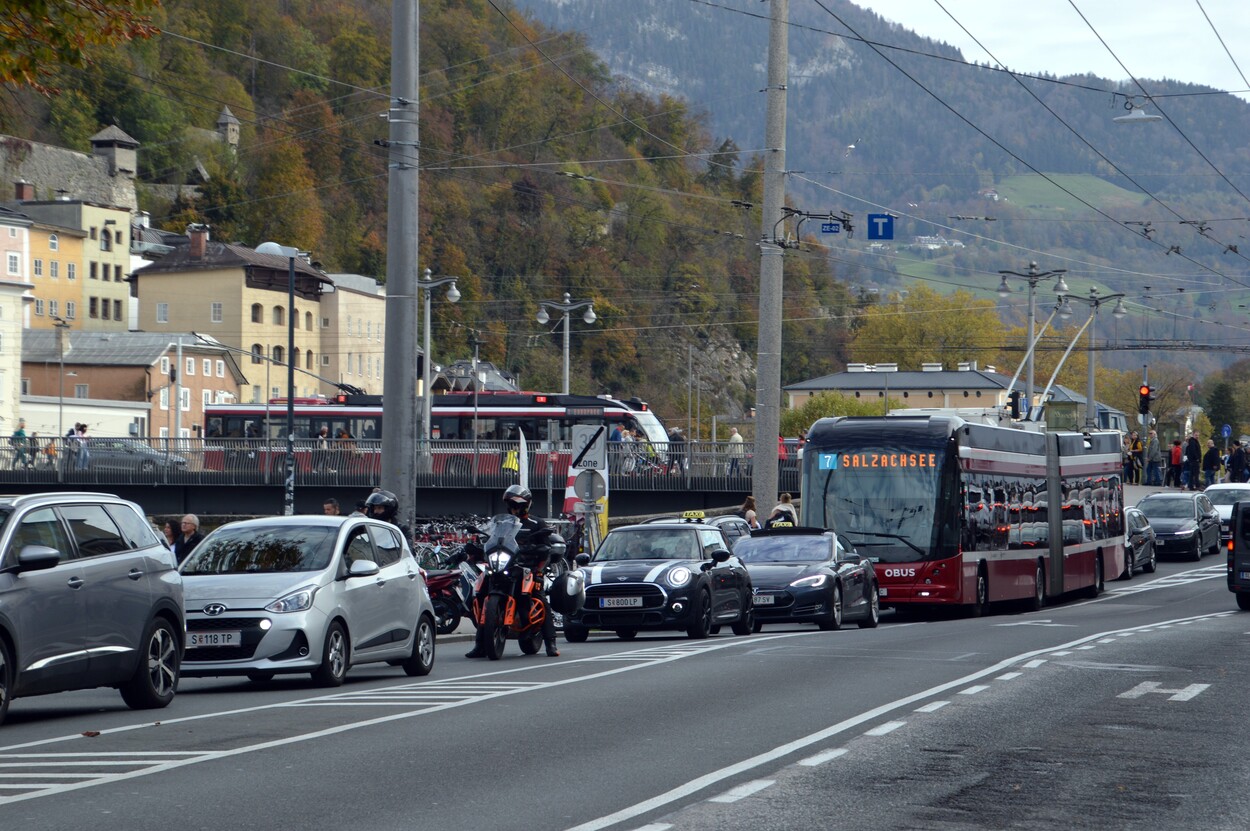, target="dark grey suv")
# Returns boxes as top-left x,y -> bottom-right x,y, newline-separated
0,492 -> 184,725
